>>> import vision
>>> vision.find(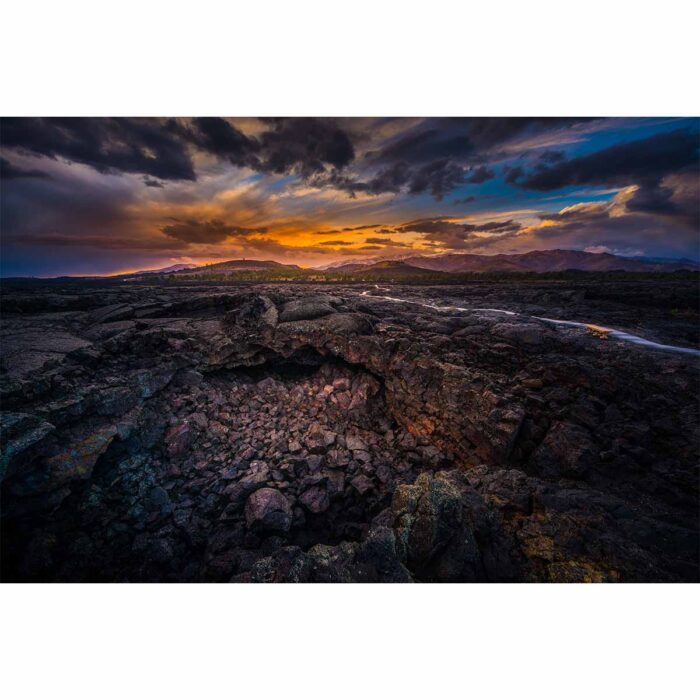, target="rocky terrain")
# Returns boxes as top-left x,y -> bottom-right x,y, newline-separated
1,279 -> 698,582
